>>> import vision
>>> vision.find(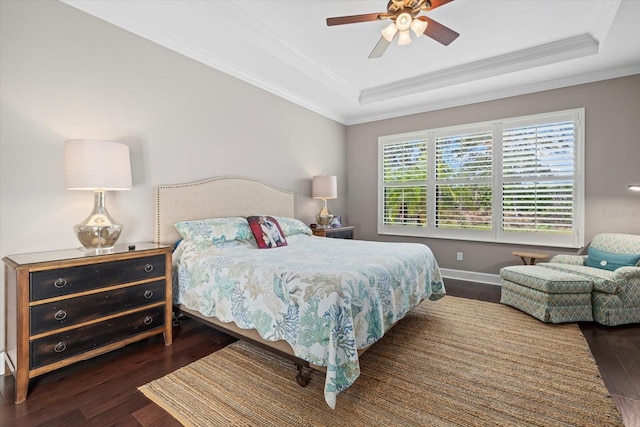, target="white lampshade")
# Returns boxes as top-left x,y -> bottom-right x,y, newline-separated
65,140 -> 132,191
411,18 -> 427,37
381,22 -> 398,42
398,30 -> 412,46
312,175 -> 337,199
